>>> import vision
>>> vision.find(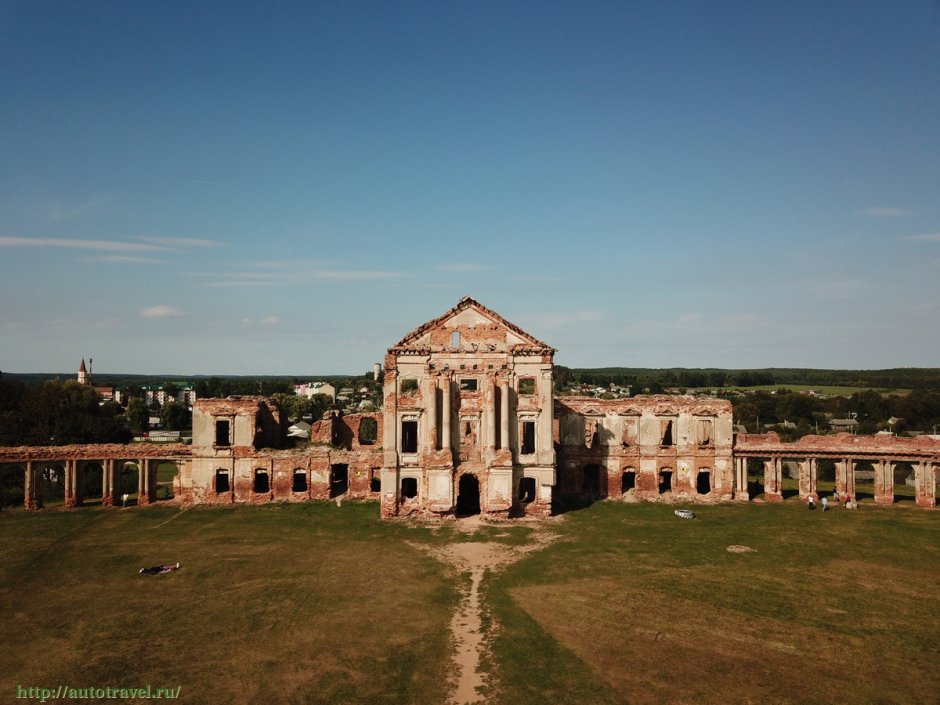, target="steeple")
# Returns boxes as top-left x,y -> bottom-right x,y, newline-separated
78,358 -> 89,385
